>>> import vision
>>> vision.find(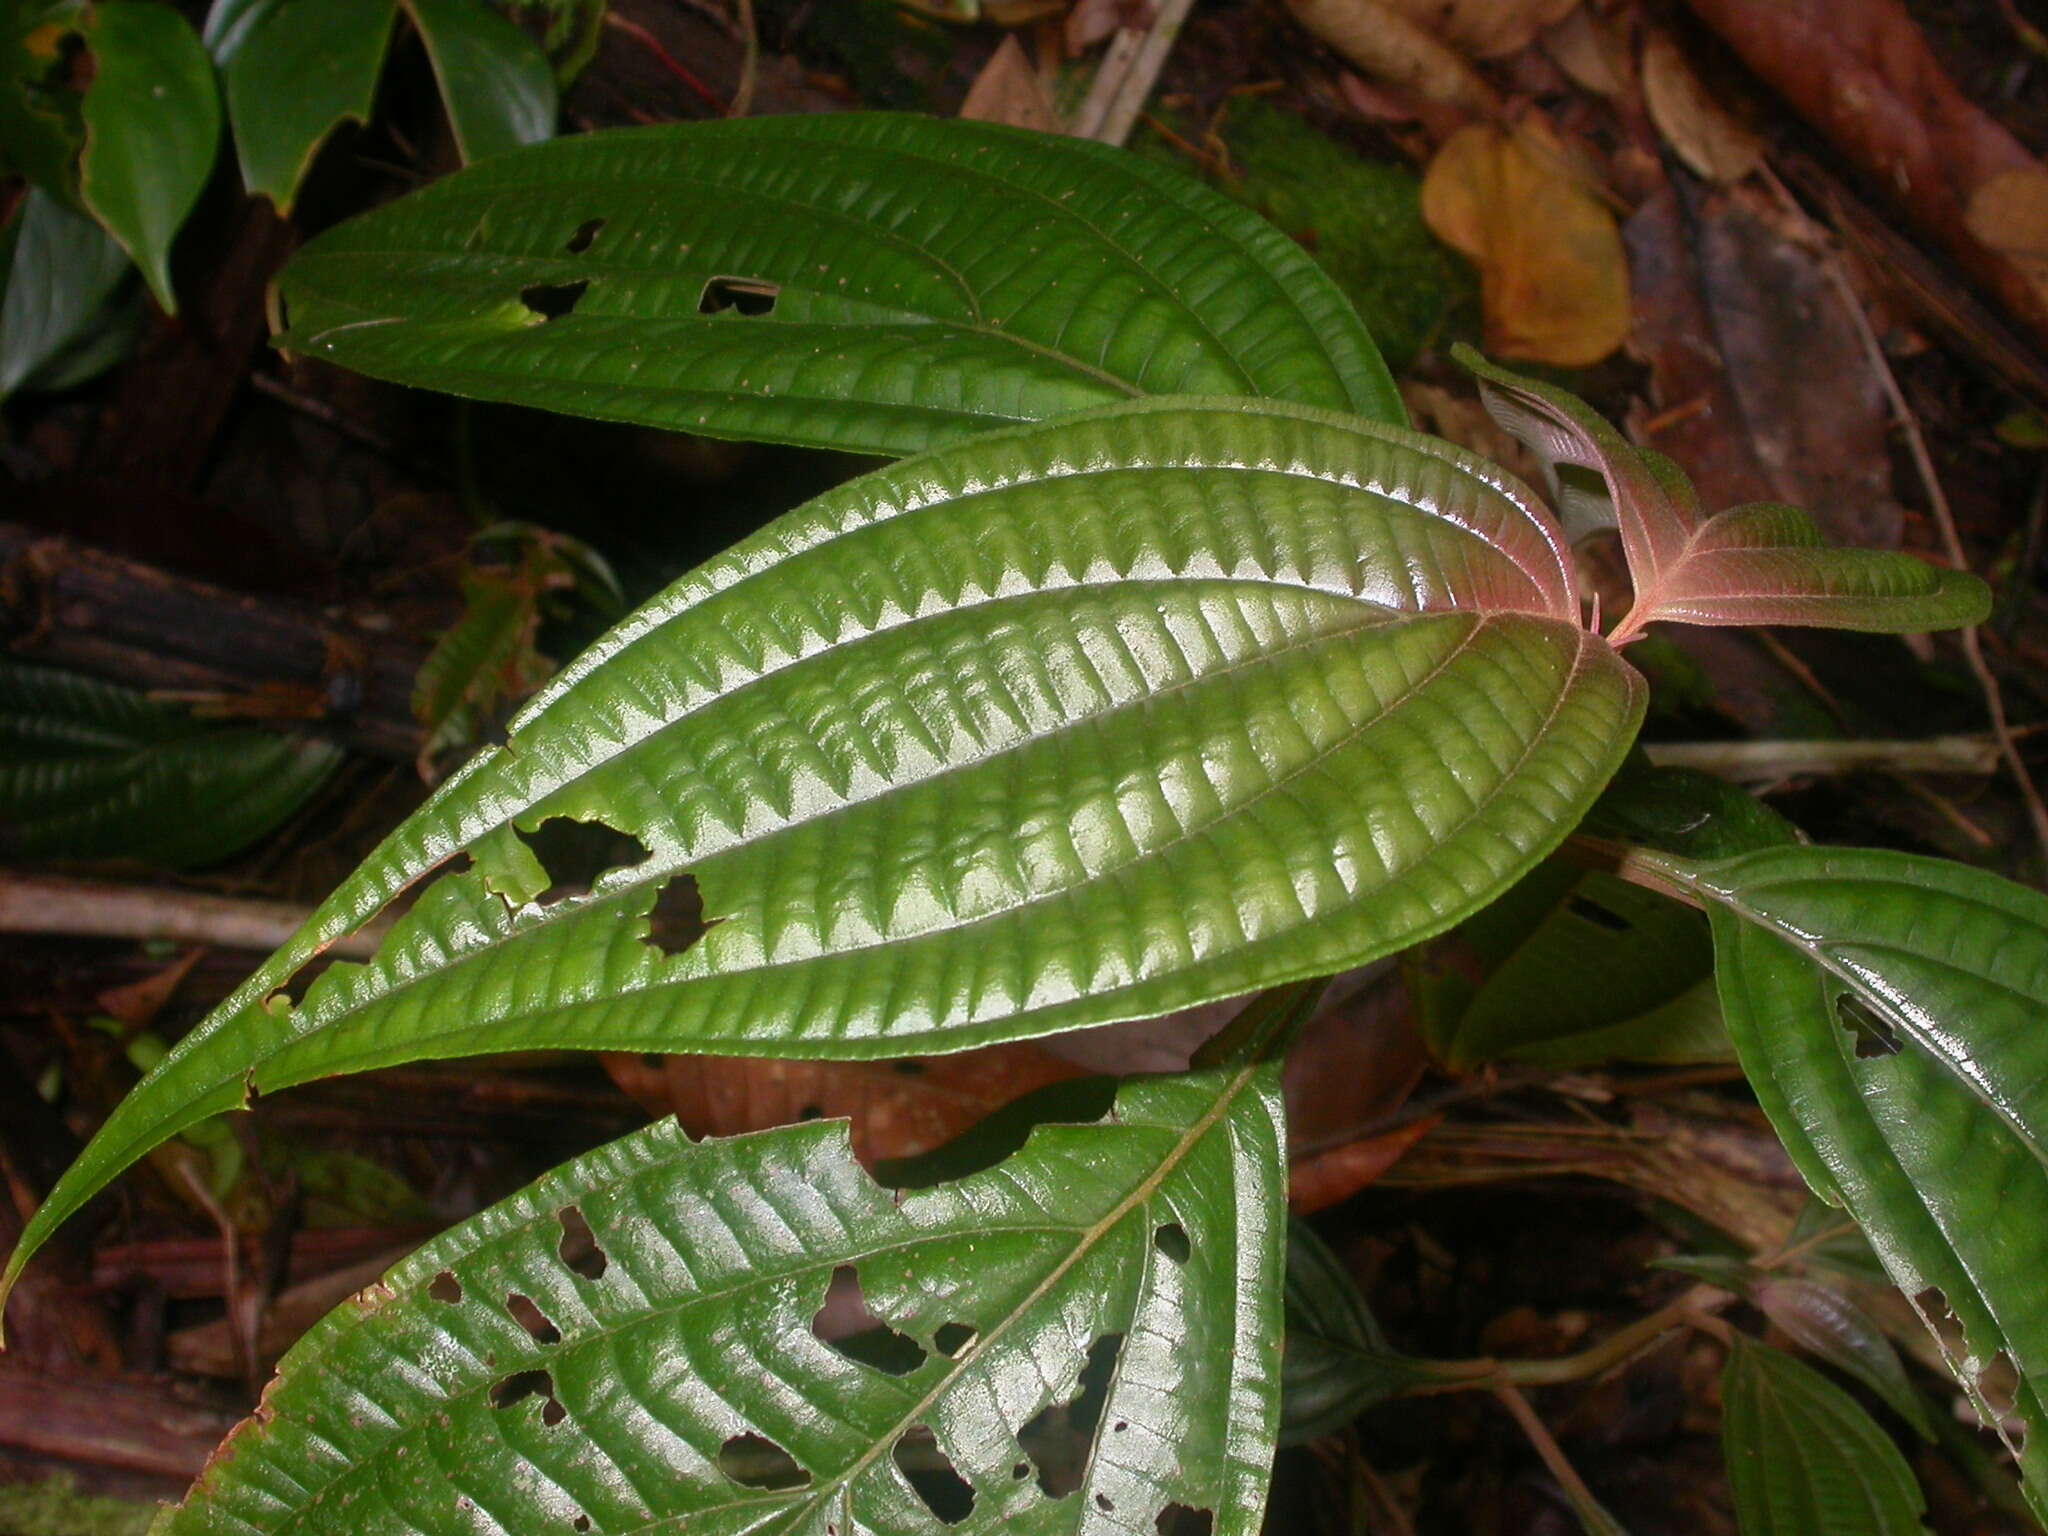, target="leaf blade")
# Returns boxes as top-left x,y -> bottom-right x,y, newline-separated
1721,1335 -> 1927,1536
165,1018 -> 1296,1534
402,0 -> 556,165
3,397 -> 1640,1315
276,114 -> 1408,454
78,0 -> 220,313
0,186 -> 132,398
